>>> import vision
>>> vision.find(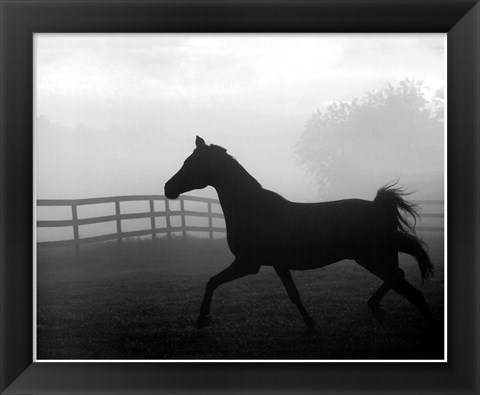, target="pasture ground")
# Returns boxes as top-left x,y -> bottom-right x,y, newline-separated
37,233 -> 444,360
